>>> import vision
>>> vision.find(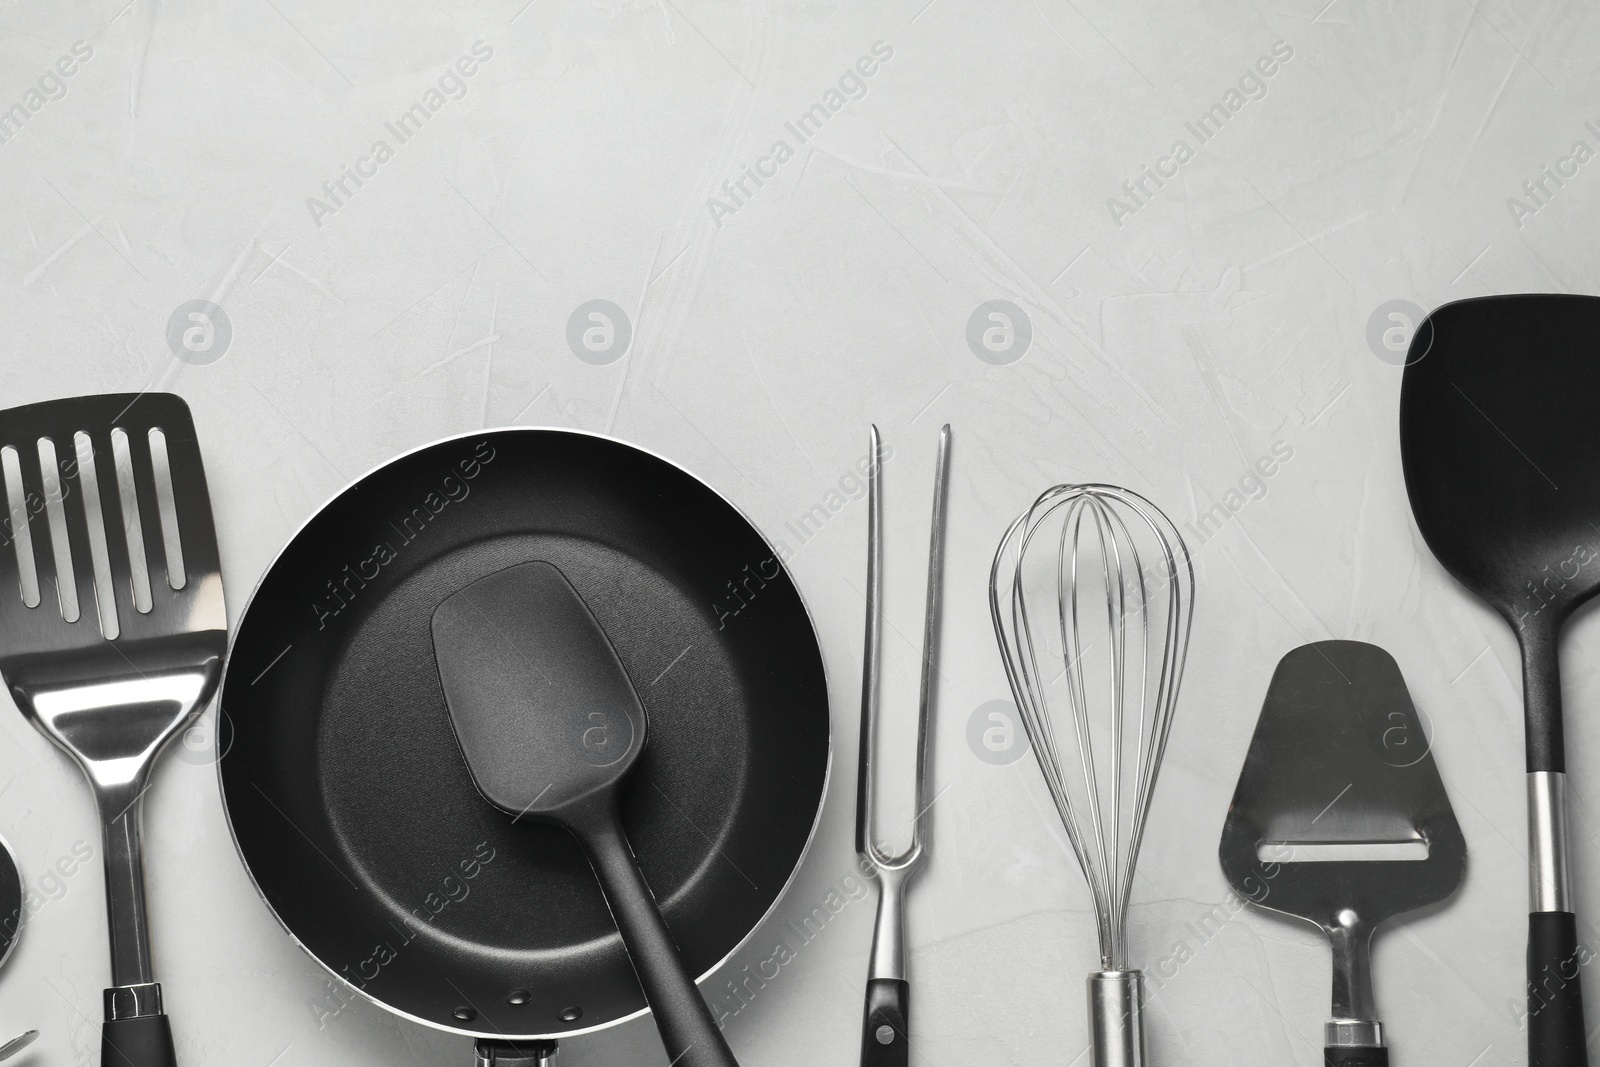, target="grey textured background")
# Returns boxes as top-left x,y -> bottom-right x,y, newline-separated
0,0 -> 1595,1064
